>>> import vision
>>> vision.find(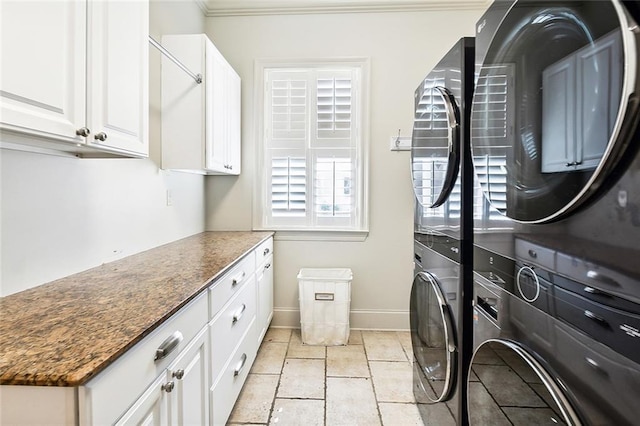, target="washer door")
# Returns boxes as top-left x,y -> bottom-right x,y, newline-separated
410,271 -> 457,402
472,0 -> 640,223
411,76 -> 461,208
468,339 -> 581,425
